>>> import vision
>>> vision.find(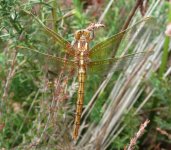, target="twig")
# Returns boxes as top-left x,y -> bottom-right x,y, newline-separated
111,0 -> 146,58
125,119 -> 150,150
156,127 -> 171,140
86,23 -> 105,31
2,31 -> 25,102
2,50 -> 17,101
